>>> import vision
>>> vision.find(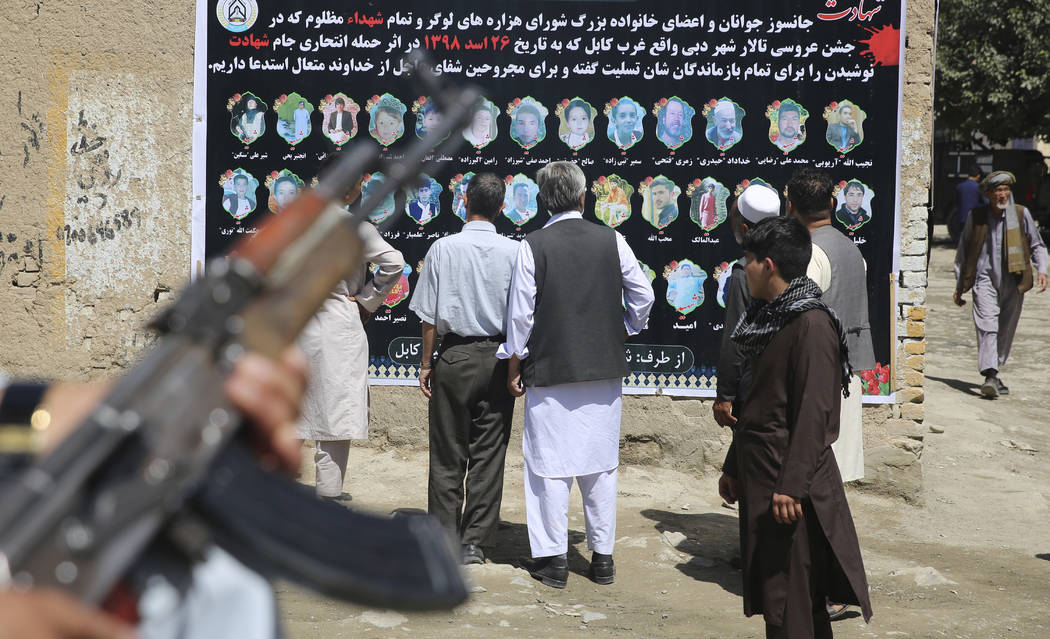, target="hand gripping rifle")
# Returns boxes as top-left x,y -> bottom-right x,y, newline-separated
0,57 -> 481,612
